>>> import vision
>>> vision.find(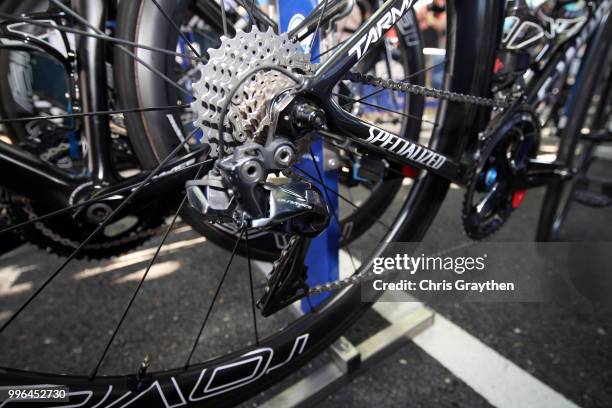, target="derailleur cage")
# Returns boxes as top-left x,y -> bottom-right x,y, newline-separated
257,236 -> 310,317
